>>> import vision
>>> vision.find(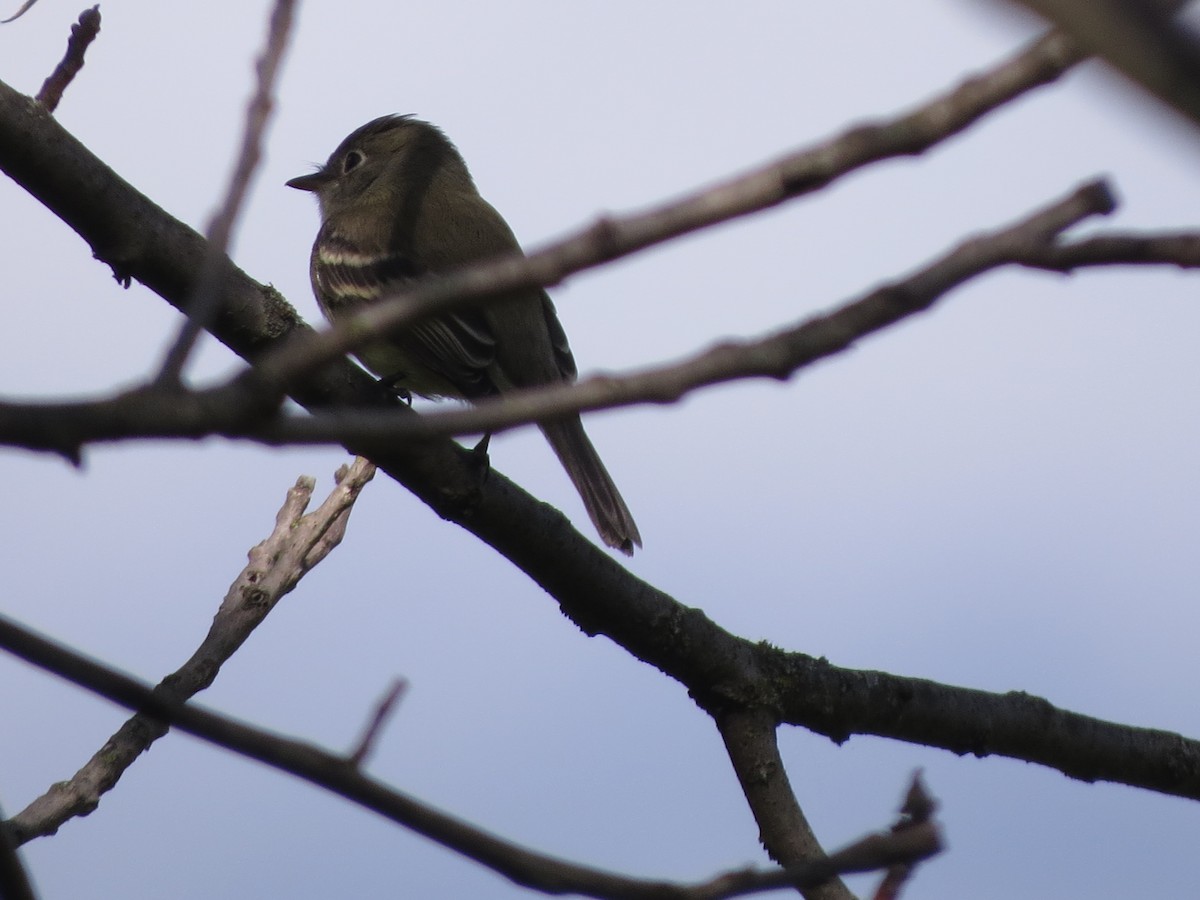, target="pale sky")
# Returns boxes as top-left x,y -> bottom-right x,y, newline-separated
2,2 -> 1199,897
